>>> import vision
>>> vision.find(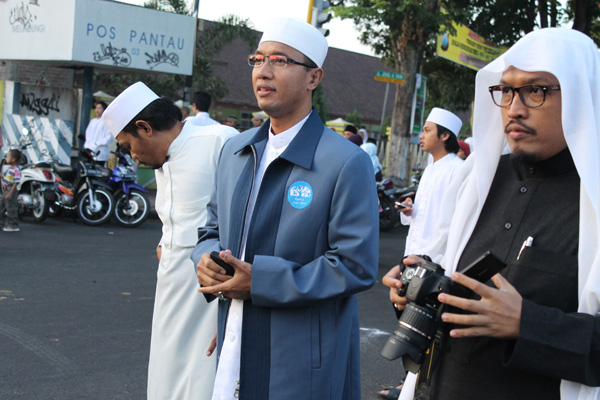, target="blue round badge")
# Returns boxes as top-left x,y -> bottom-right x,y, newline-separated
287,181 -> 313,209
